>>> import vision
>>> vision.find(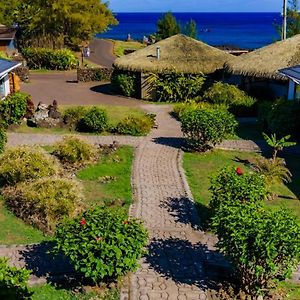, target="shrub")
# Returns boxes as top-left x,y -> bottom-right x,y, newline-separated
0,127 -> 6,154
111,72 -> 137,97
63,106 -> 88,130
0,92 -> 29,127
3,178 -> 84,234
22,47 -> 77,70
151,71 -> 205,103
54,207 -> 148,282
181,108 -> 238,151
258,99 -> 300,138
114,115 -> 154,136
81,107 -> 108,133
0,146 -> 59,185
209,166 -> 266,215
203,82 -> 256,110
52,136 -> 97,165
0,257 -> 32,299
212,203 -> 300,296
